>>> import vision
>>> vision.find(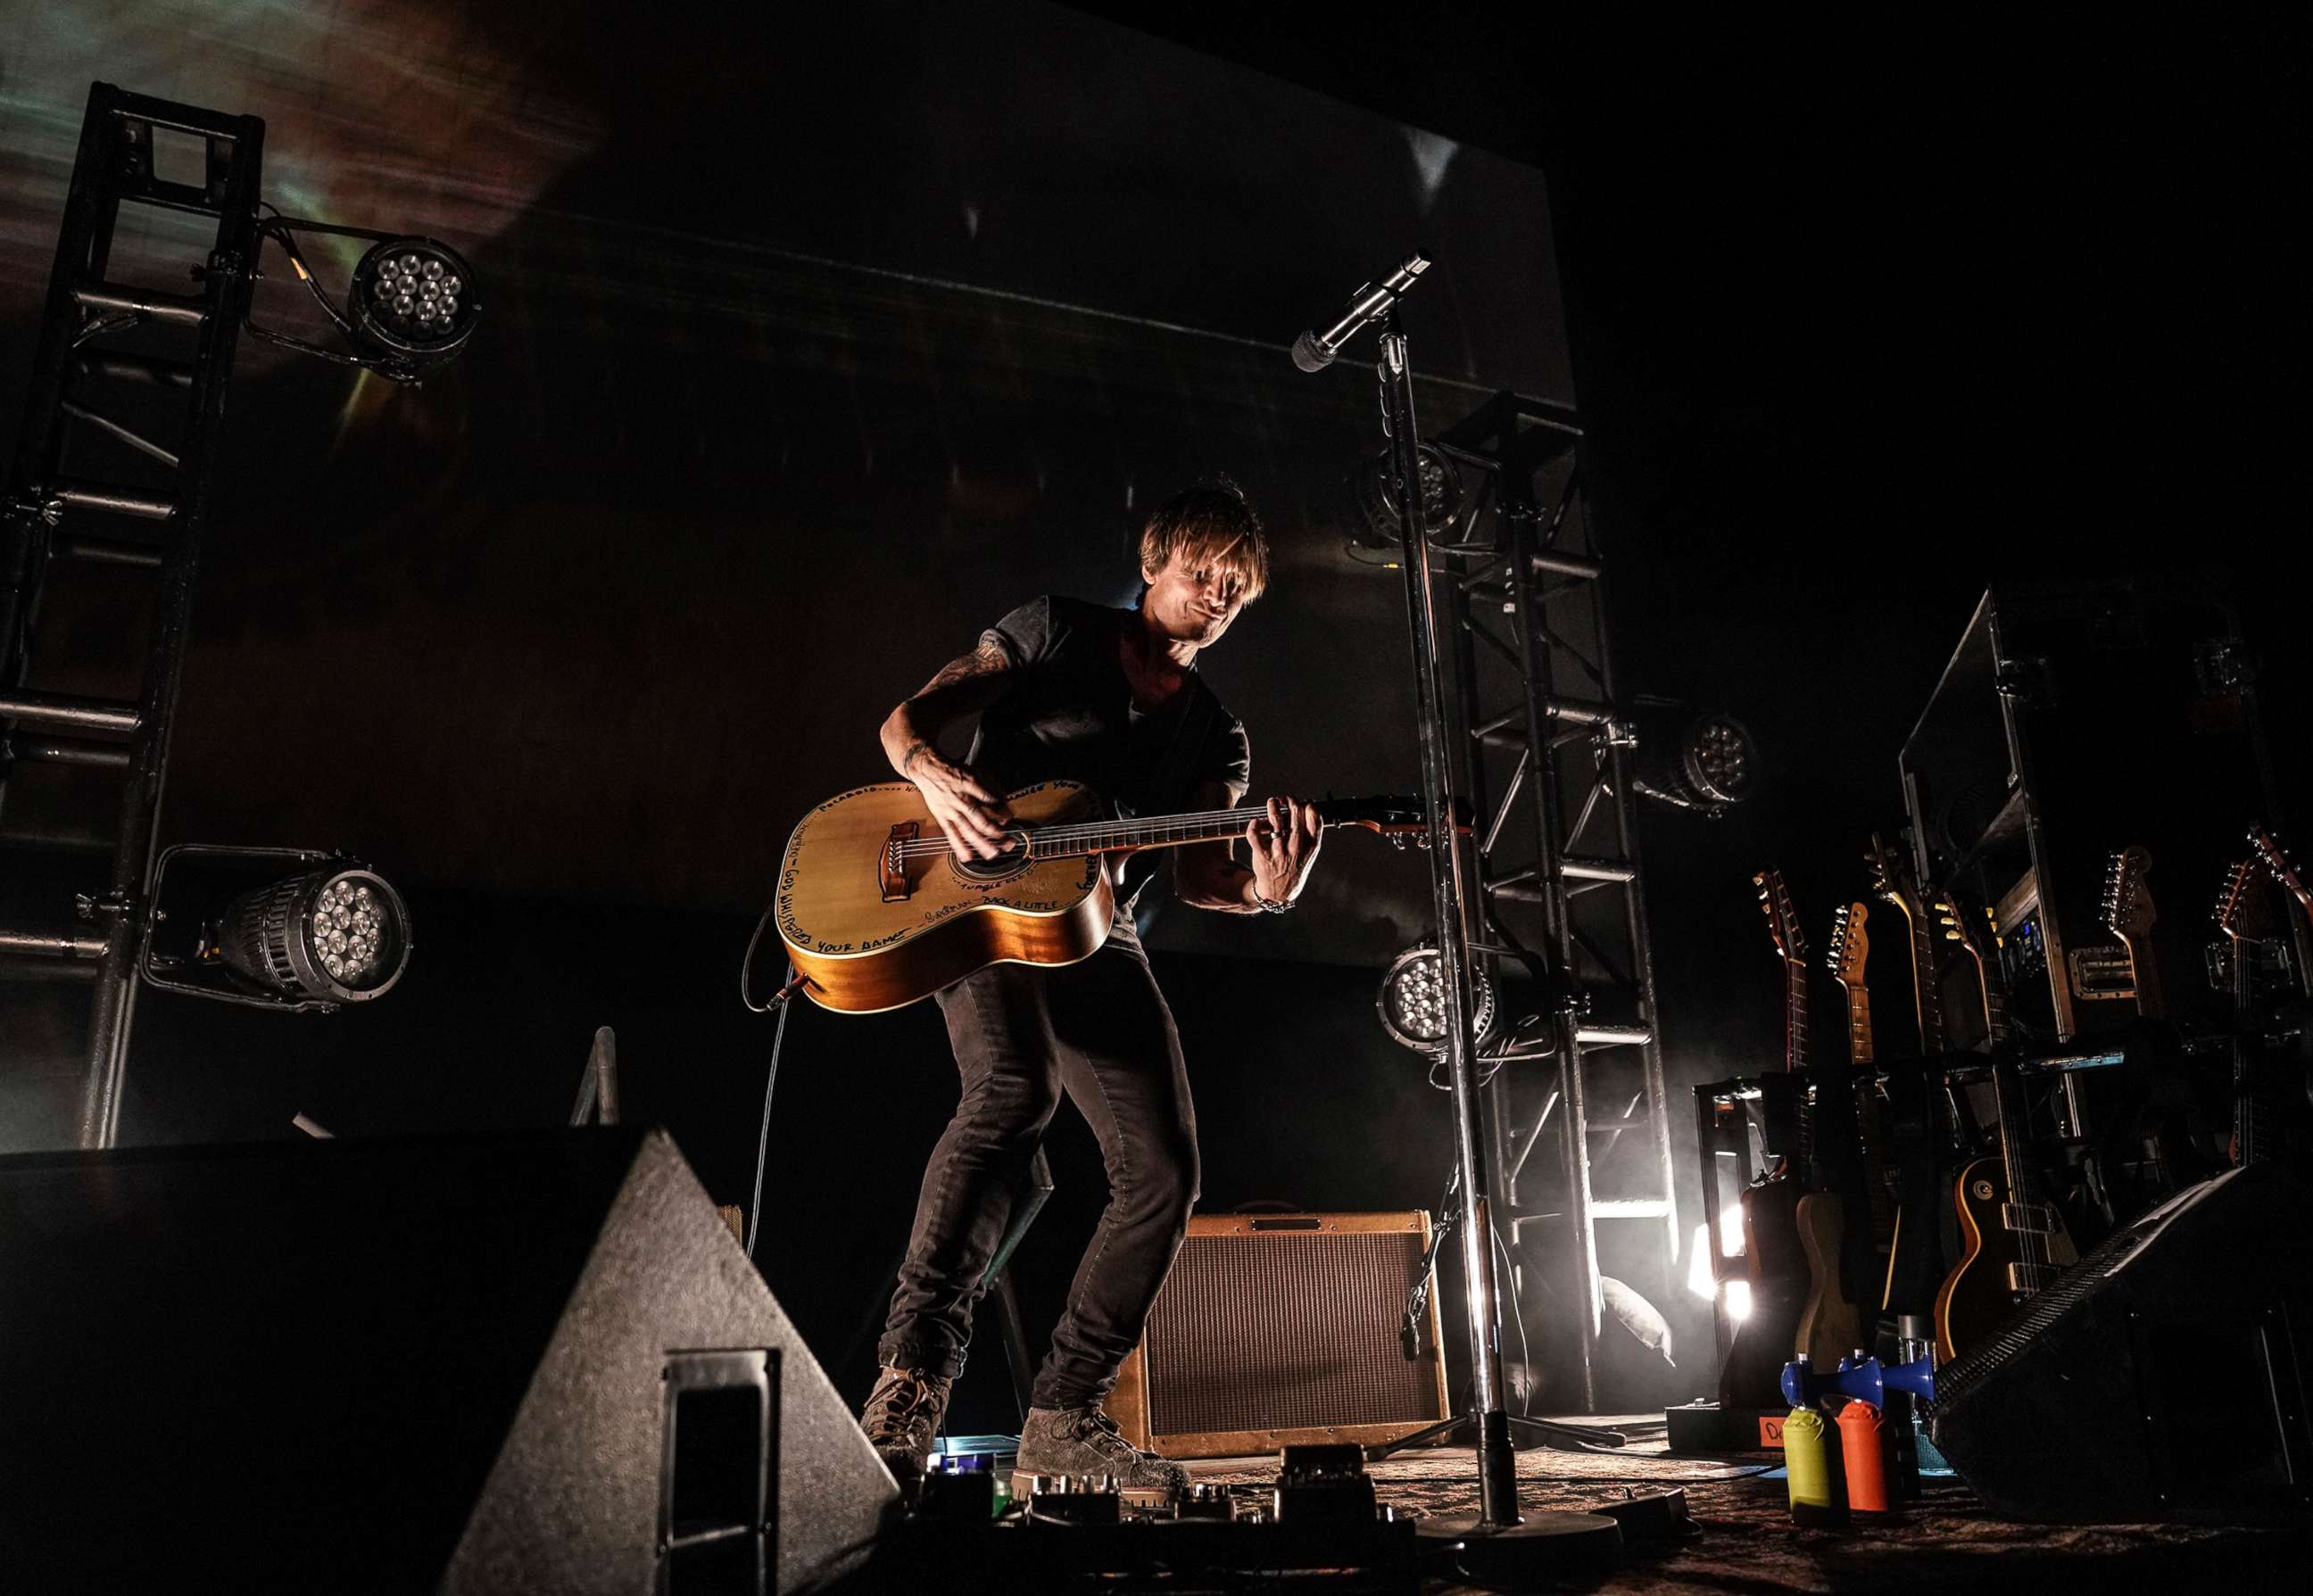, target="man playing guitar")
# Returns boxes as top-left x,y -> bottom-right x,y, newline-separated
858,480 -> 1325,1500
